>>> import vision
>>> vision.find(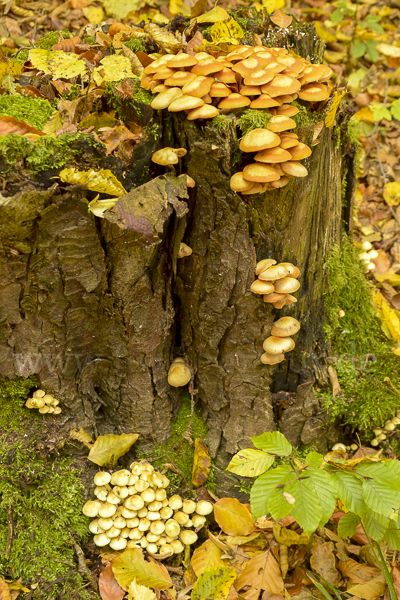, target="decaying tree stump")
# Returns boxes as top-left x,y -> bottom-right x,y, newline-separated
0,13 -> 354,494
